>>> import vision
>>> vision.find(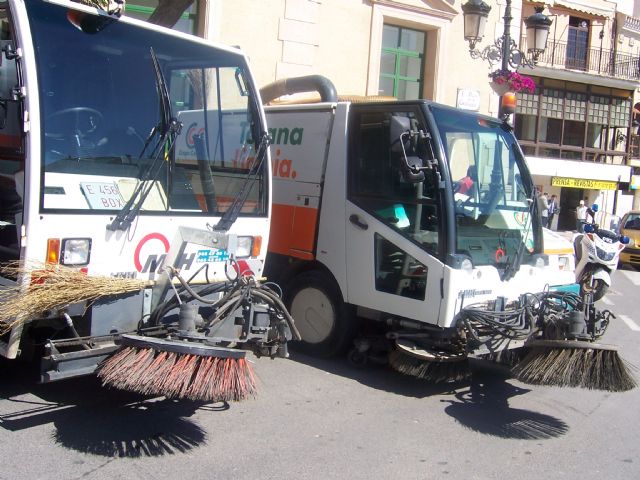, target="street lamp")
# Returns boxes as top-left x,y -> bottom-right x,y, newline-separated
462,0 -> 552,70
462,0 -> 491,51
525,6 -> 553,63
